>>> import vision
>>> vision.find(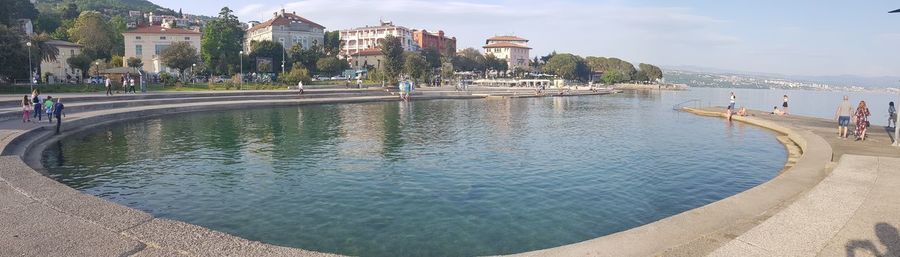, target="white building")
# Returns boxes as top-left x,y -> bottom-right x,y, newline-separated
340,20 -> 419,58
40,40 -> 82,83
122,25 -> 202,73
244,9 -> 325,52
483,35 -> 531,71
